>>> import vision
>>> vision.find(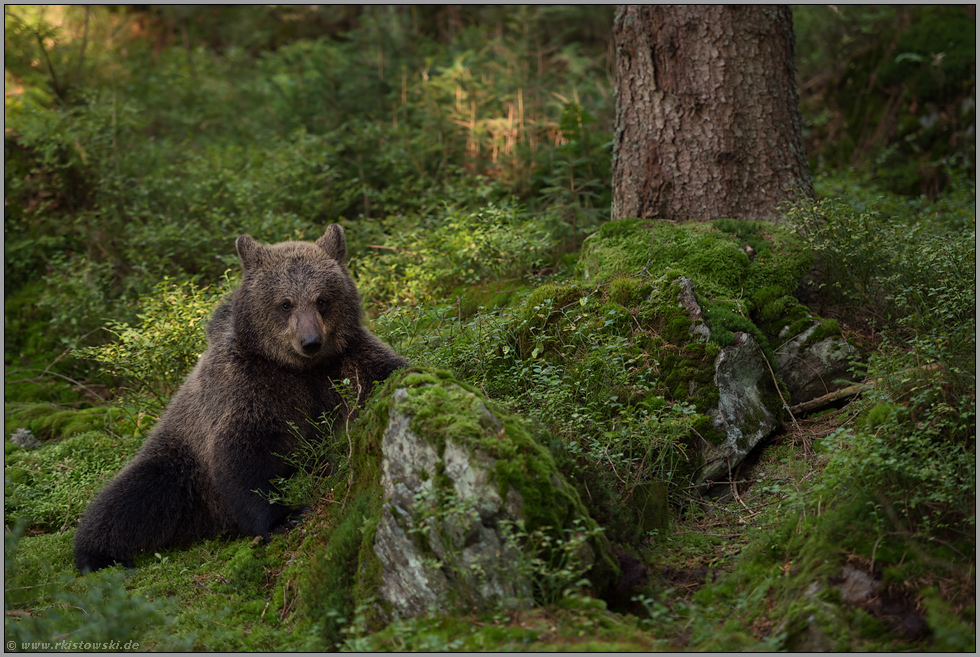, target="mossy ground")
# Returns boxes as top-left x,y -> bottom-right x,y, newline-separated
346,600 -> 667,651
5,219 -> 973,652
4,380 -> 973,652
